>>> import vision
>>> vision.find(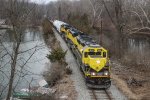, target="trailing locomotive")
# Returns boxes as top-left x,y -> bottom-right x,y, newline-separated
53,20 -> 111,89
